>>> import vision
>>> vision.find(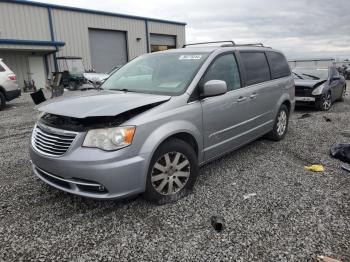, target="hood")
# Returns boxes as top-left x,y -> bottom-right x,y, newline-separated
36,90 -> 171,118
84,72 -> 109,82
294,79 -> 327,89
